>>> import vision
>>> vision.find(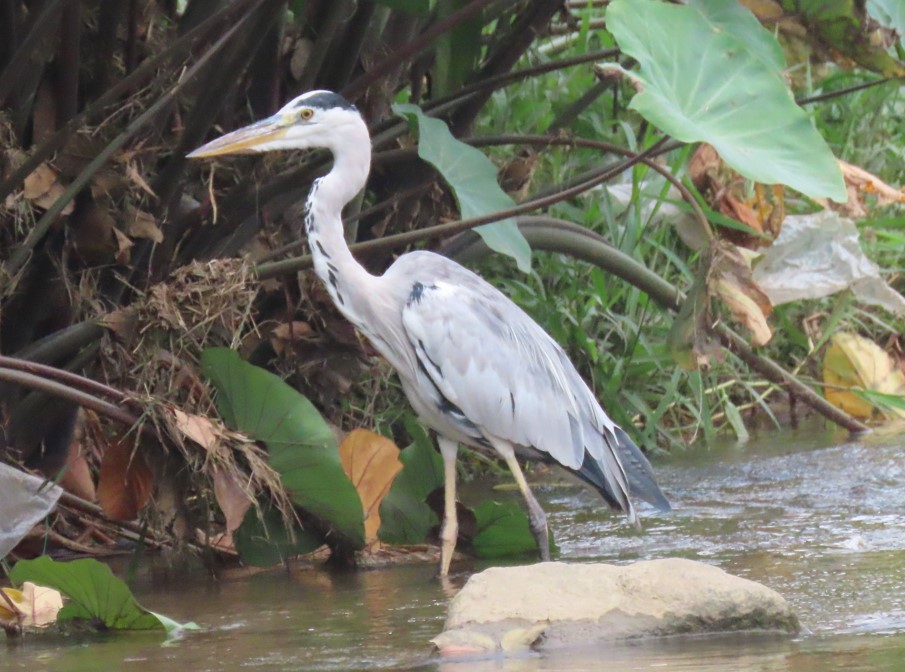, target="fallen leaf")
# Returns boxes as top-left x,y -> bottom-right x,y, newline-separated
212,467 -> 253,534
100,308 -> 139,341
126,162 -> 157,198
60,443 -> 96,502
23,164 -> 58,200
172,408 -> 219,449
0,582 -> 63,628
113,227 -> 133,264
97,438 -> 154,521
272,321 -> 313,341
125,206 -> 163,243
23,163 -> 74,215
339,429 -> 403,542
824,332 -> 905,421
834,159 -> 904,219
